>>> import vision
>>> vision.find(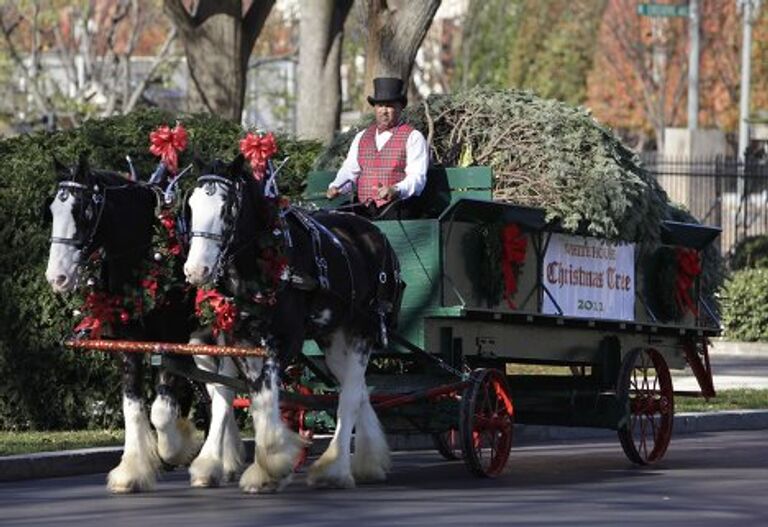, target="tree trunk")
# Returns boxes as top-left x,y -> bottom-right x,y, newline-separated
361,0 -> 441,103
163,0 -> 275,122
296,0 -> 353,144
